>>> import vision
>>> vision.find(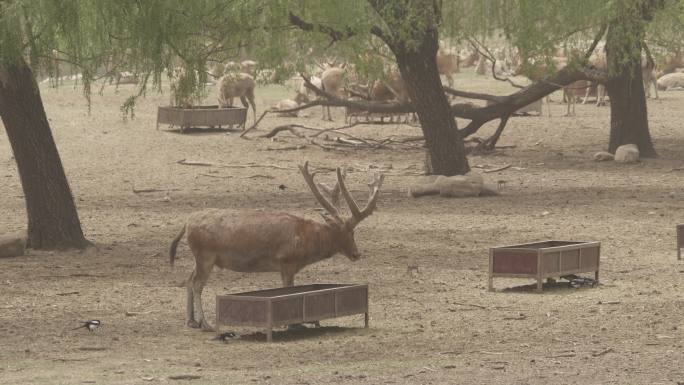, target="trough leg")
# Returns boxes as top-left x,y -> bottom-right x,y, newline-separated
595,269 -> 600,284
364,312 -> 369,328
488,251 -> 494,292
536,277 -> 543,292
267,327 -> 273,343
